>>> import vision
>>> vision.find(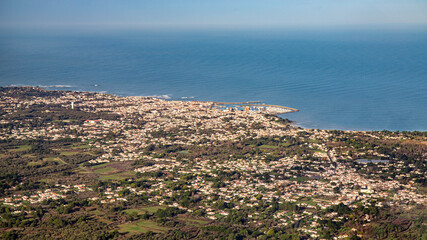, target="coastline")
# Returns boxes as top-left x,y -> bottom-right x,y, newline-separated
1,86 -> 426,238
2,85 -> 426,133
